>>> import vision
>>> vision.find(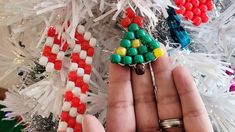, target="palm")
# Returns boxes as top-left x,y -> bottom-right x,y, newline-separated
83,45 -> 213,132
